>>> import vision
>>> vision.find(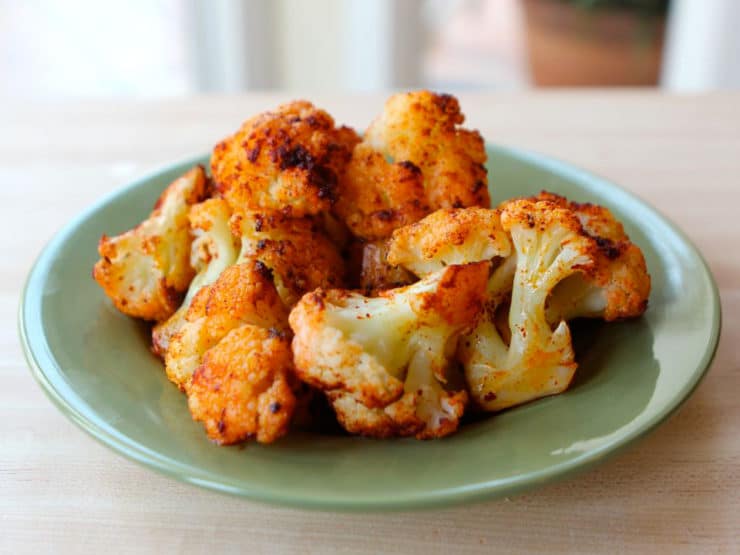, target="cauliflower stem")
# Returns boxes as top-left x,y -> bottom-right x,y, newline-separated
152,198 -> 239,357
461,200 -> 596,411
